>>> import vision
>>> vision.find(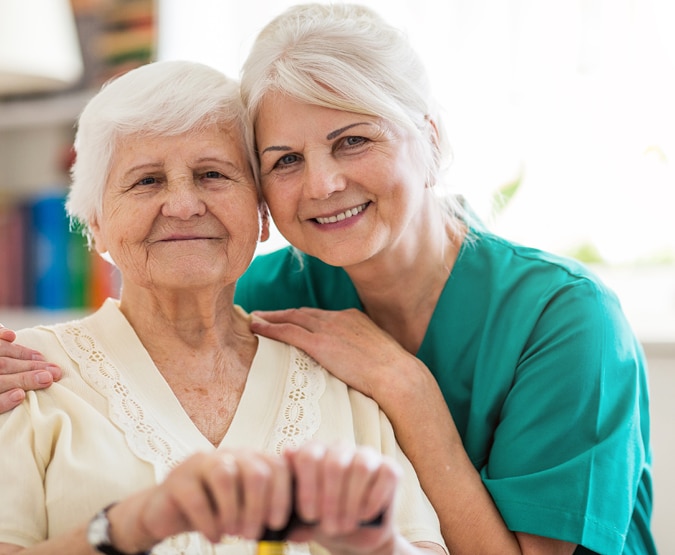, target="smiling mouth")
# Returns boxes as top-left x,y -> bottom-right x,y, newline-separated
315,202 -> 369,224
158,236 -> 216,243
